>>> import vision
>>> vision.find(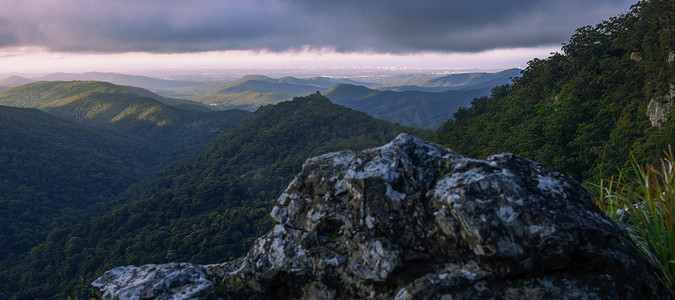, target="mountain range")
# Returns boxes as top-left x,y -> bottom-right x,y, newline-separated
380,68 -> 521,92
325,84 -> 486,129
155,71 -> 518,126
156,74 -> 376,110
1,70 -> 519,129
0,72 -> 202,91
